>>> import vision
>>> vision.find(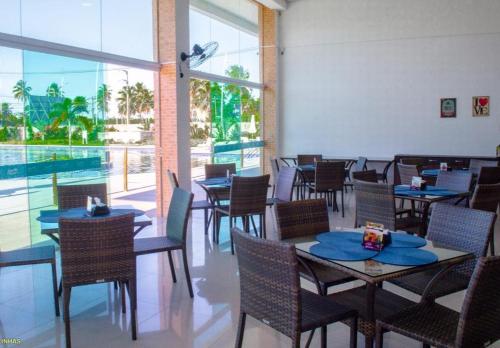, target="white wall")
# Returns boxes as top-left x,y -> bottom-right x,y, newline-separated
279,0 -> 500,158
